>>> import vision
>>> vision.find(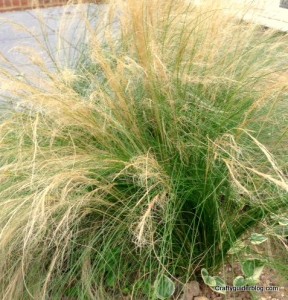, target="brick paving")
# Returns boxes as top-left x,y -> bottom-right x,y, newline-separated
0,0 -> 68,13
